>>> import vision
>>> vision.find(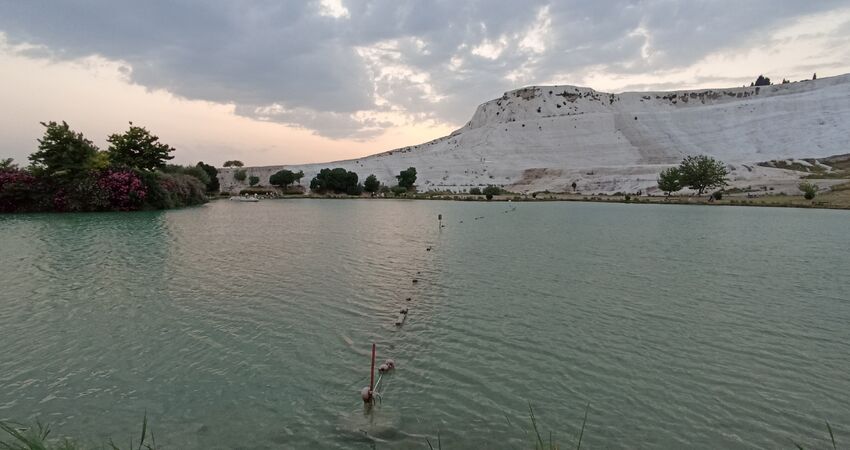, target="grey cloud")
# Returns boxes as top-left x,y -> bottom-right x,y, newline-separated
0,0 -> 848,138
